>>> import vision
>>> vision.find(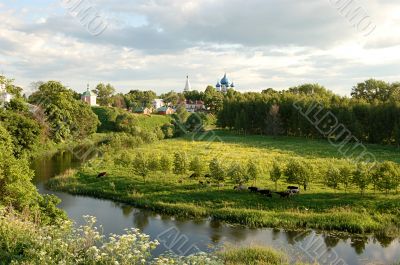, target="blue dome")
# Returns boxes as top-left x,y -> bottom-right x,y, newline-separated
216,81 -> 221,87
220,73 -> 231,86
230,82 -> 235,88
